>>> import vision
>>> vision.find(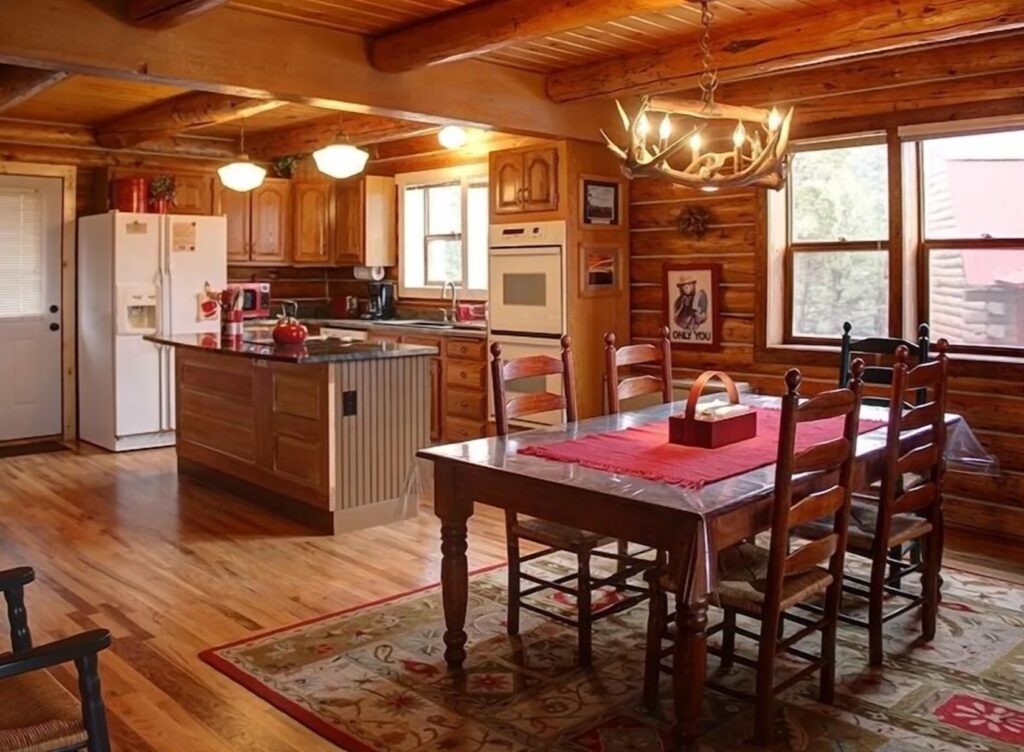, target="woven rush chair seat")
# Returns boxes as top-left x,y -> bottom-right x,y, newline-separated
712,542 -> 834,616
797,499 -> 934,553
0,672 -> 88,752
512,518 -> 613,550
